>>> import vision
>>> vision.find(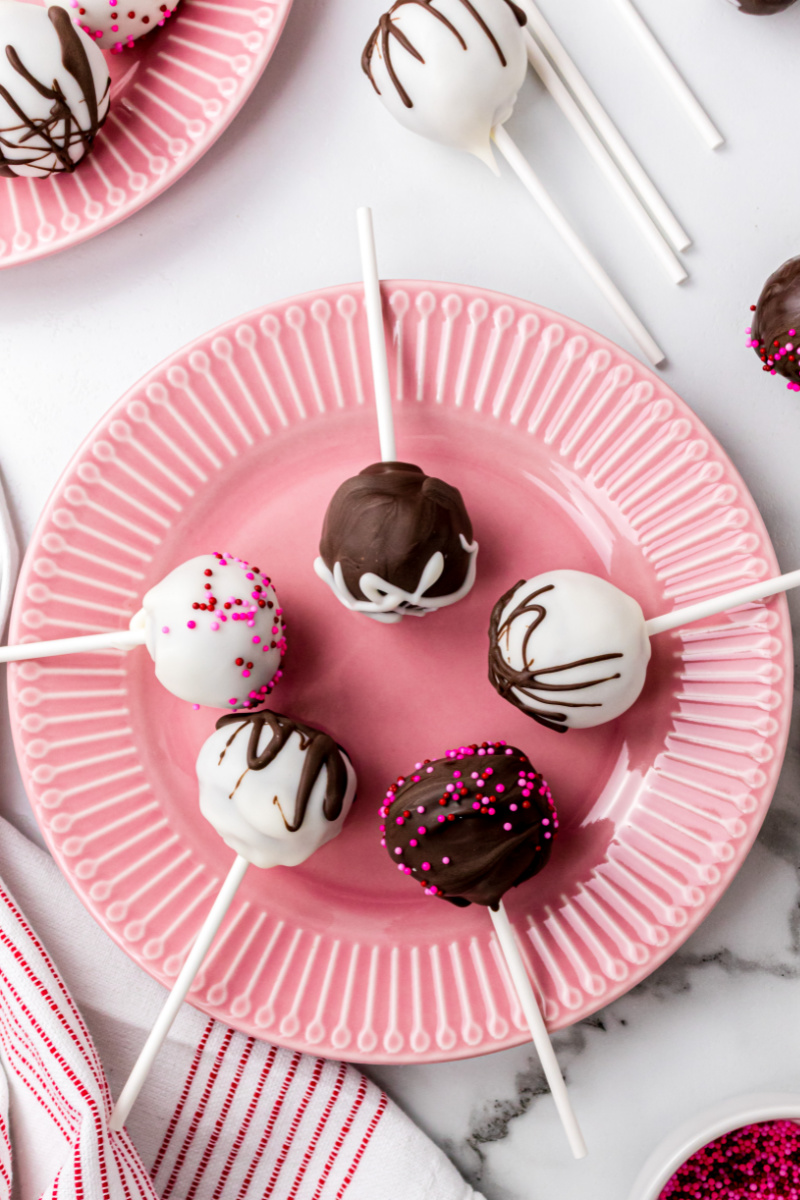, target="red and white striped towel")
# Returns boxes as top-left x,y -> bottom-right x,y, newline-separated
0,817 -> 482,1200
